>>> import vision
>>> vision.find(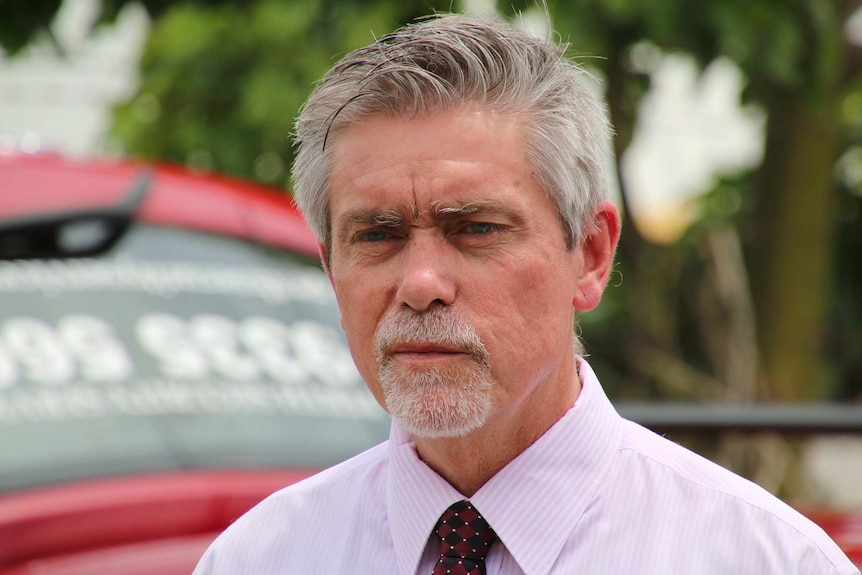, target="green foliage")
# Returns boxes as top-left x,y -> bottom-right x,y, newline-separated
110,0 -> 453,189
0,0 -> 63,55
830,190 -> 862,400
502,0 -> 844,103
707,0 -> 843,100
0,0 -> 243,56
